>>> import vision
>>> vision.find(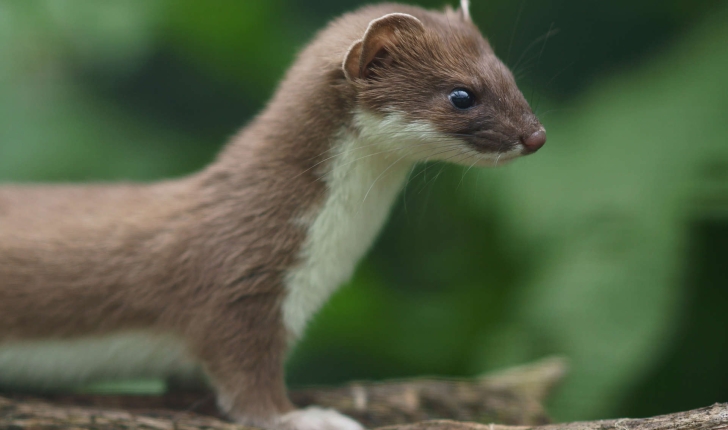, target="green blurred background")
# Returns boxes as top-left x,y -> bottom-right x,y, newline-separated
1,0 -> 727,423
